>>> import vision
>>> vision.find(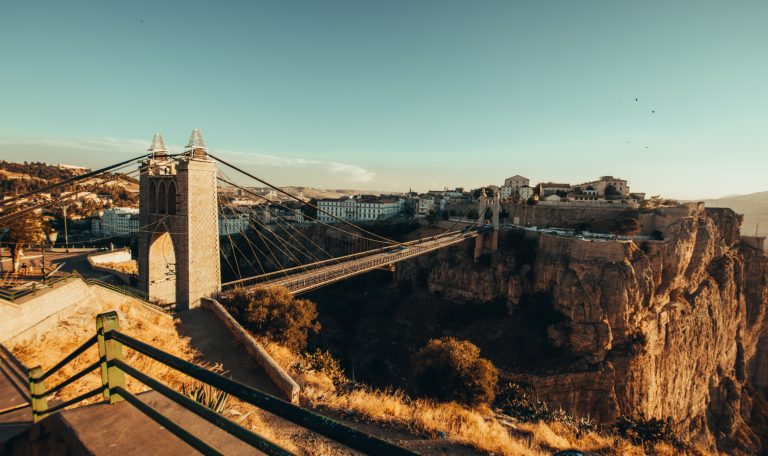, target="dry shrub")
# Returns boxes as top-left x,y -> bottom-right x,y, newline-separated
410,336 -> 498,406
11,299 -> 207,406
221,287 -> 320,351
